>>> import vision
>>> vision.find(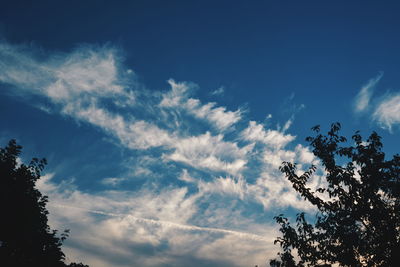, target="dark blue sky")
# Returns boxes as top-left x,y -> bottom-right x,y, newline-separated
4,1 -> 400,139
1,1 -> 400,266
